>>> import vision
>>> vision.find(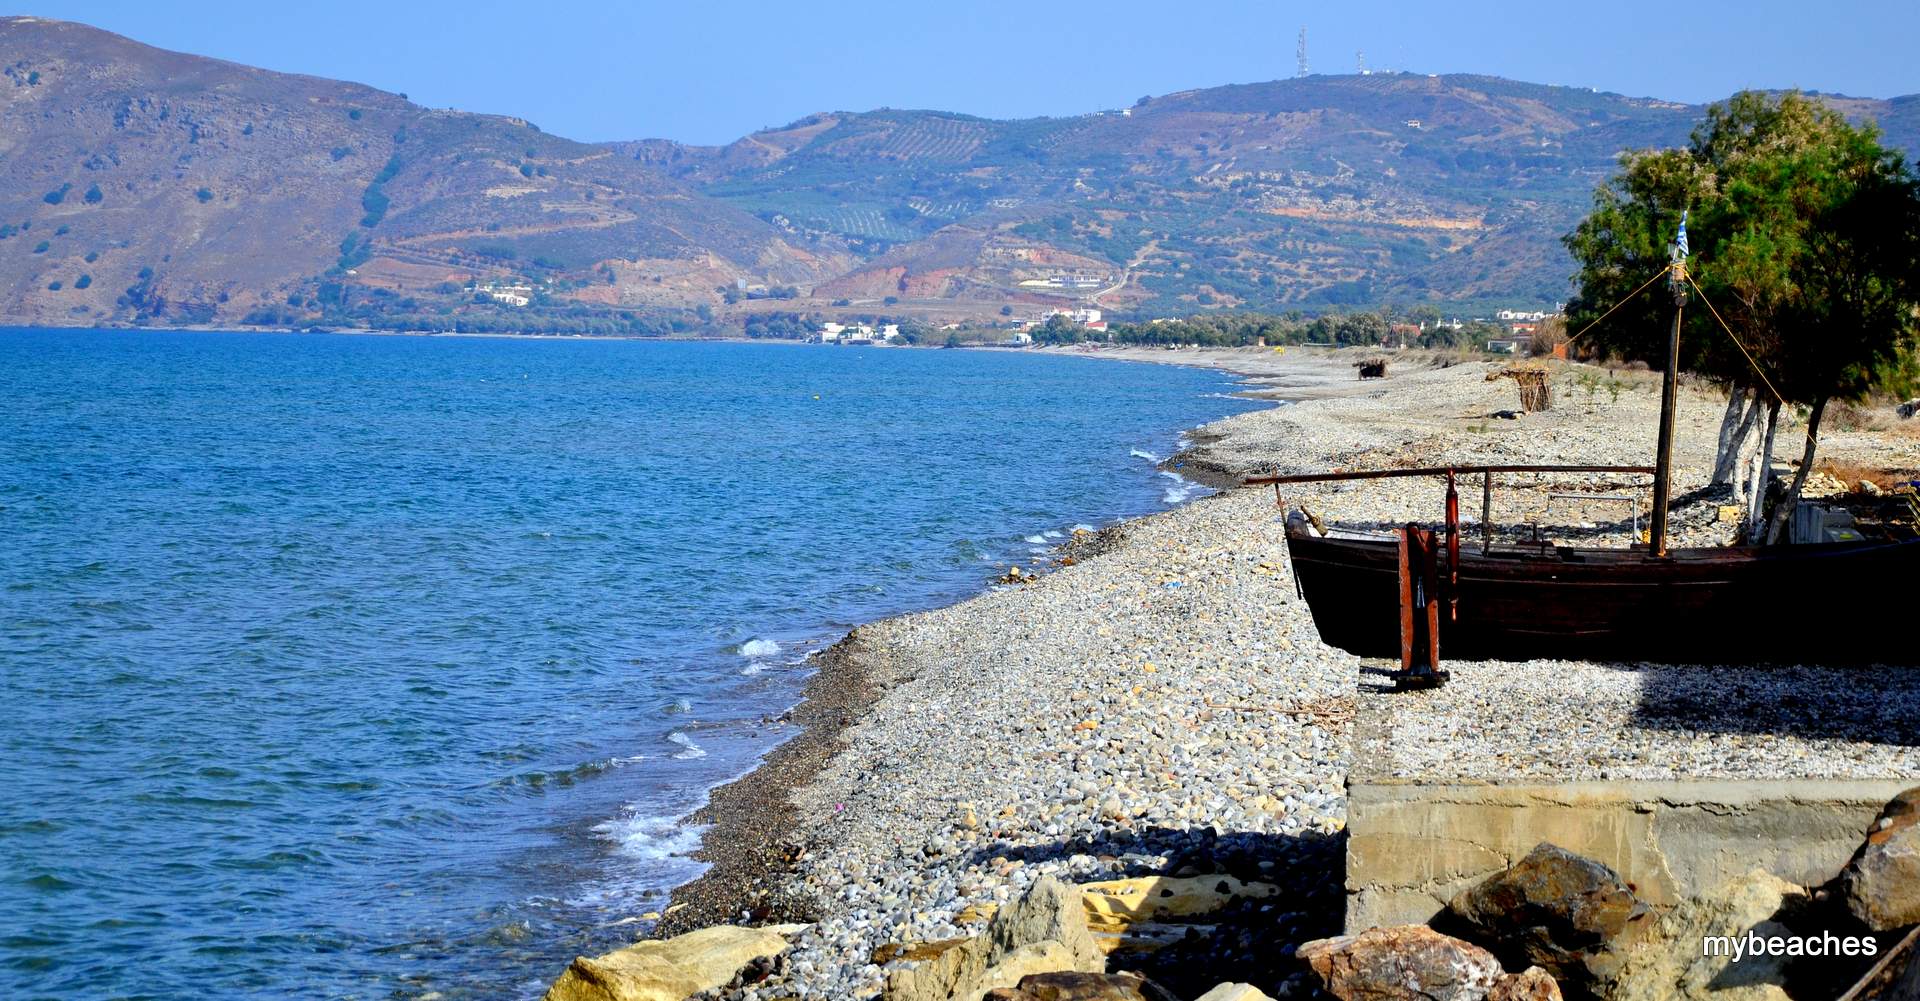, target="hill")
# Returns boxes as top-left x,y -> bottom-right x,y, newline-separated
0,17 -> 844,329
1,17 -> 1914,329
